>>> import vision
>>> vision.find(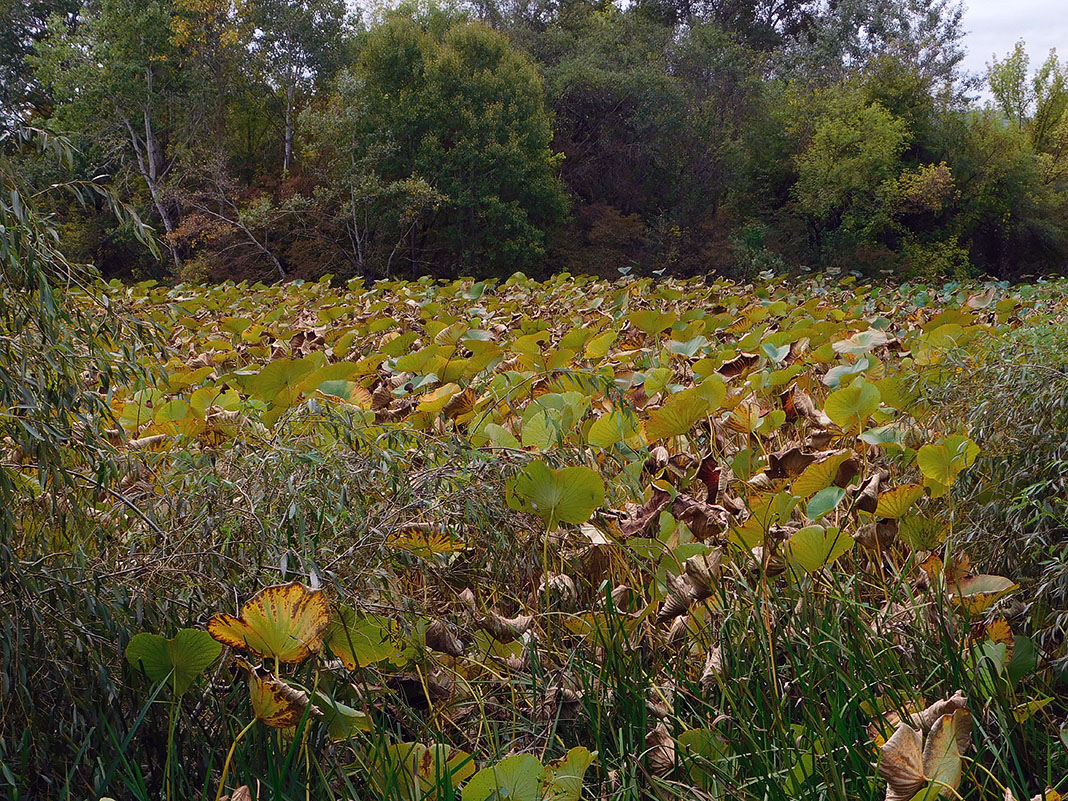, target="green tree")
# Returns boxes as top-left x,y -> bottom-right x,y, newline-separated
306,8 -> 567,276
34,0 -> 195,268
0,0 -> 80,121
791,87 -> 909,262
246,0 -> 351,172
